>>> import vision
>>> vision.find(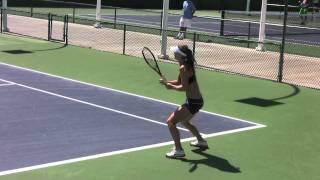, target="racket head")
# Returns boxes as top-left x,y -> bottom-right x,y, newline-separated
142,47 -> 162,76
